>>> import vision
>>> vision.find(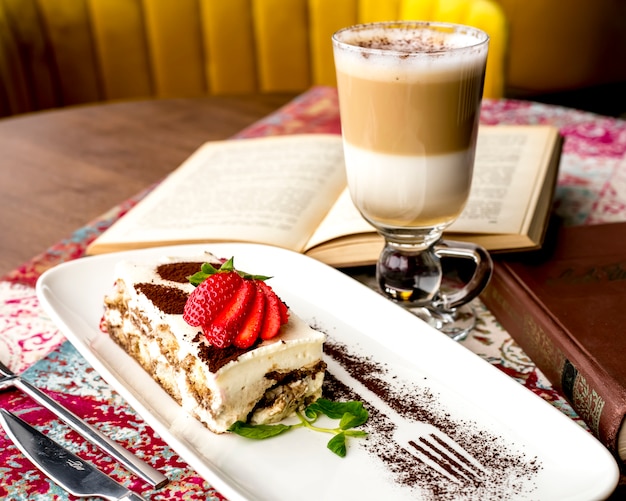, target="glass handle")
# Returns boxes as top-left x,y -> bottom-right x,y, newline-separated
433,240 -> 493,311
